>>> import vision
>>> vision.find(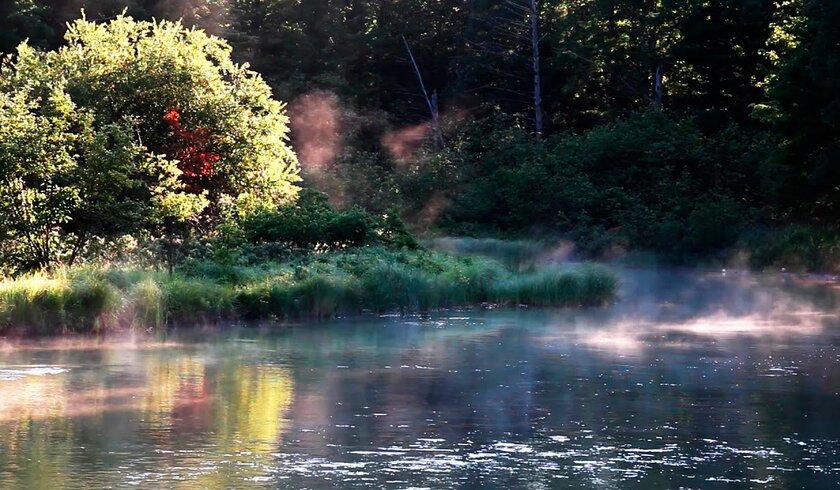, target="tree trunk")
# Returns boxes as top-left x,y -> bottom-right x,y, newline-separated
528,0 -> 544,141
67,231 -> 87,268
653,63 -> 664,110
